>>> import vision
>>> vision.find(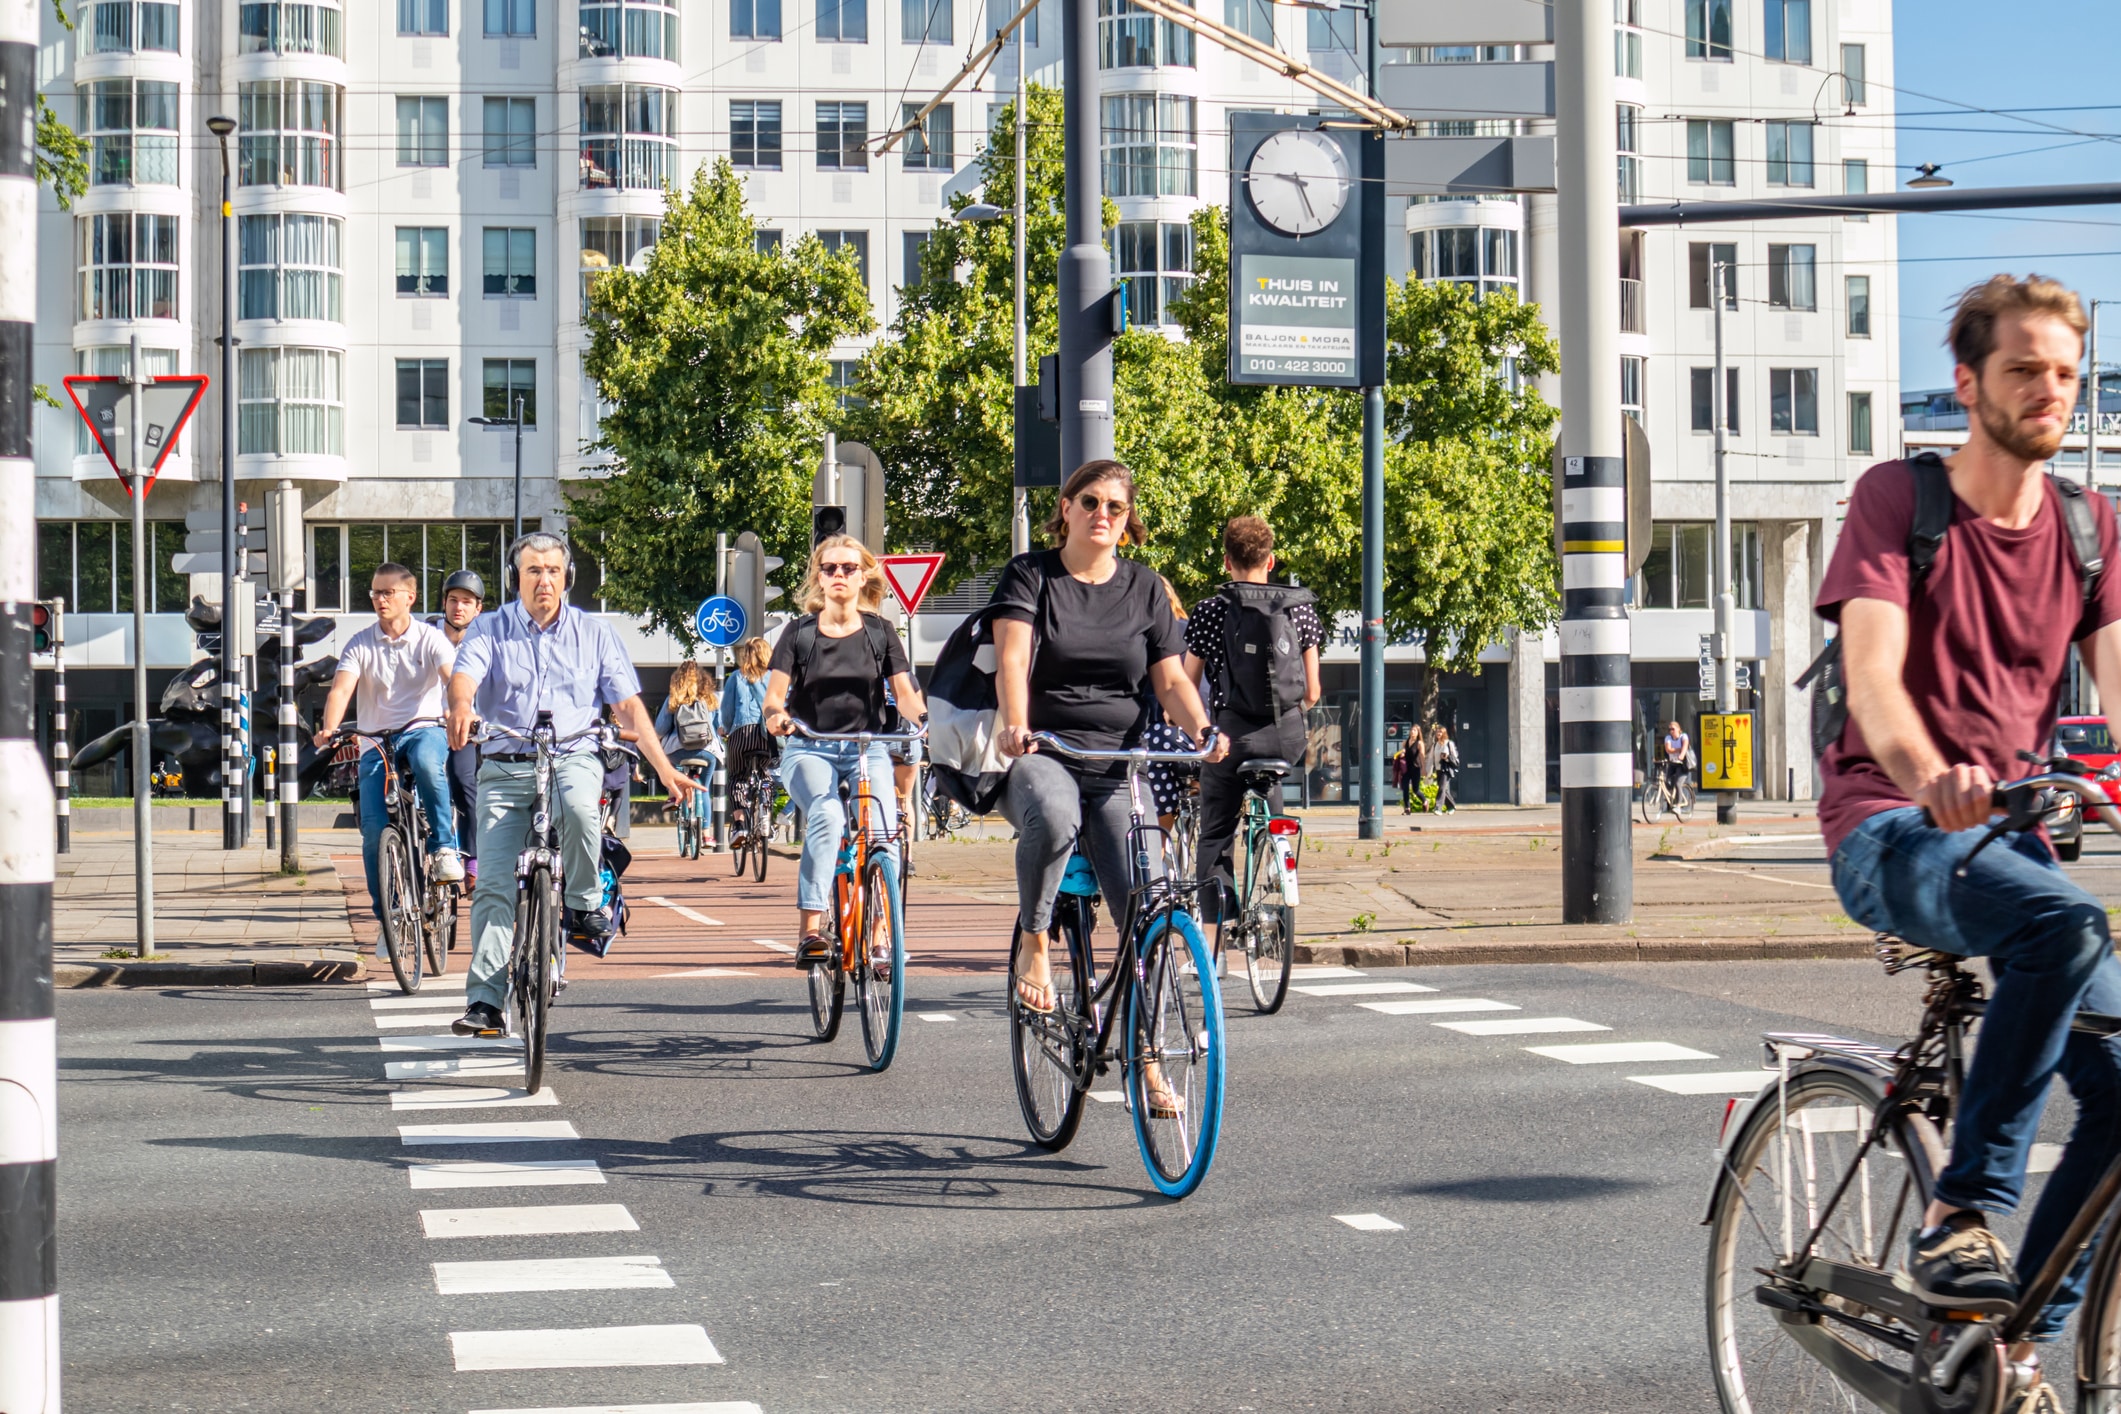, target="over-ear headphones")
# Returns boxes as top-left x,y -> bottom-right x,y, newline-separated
505,532 -> 578,595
